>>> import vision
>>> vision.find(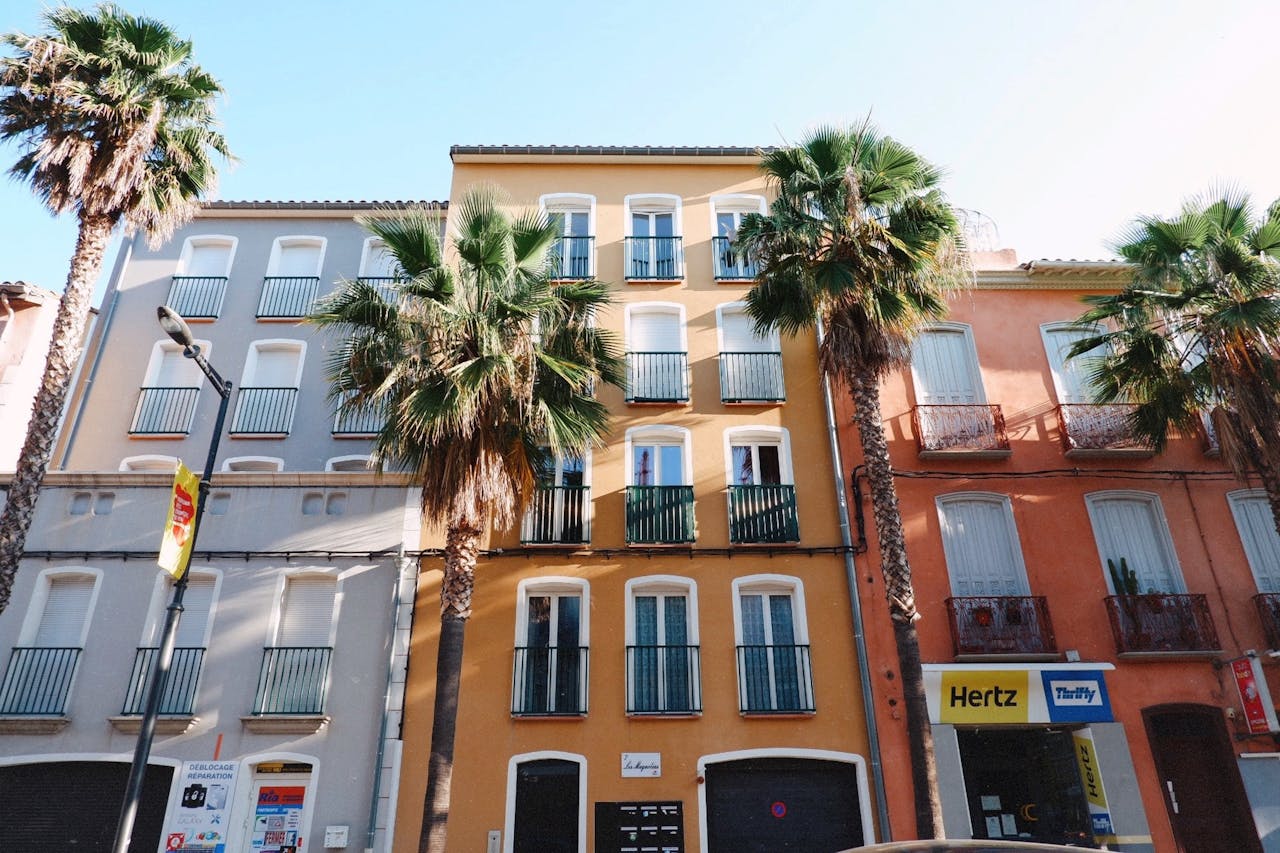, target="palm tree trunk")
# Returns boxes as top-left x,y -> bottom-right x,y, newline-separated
849,367 -> 944,840
0,211 -> 112,614
419,518 -> 480,853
